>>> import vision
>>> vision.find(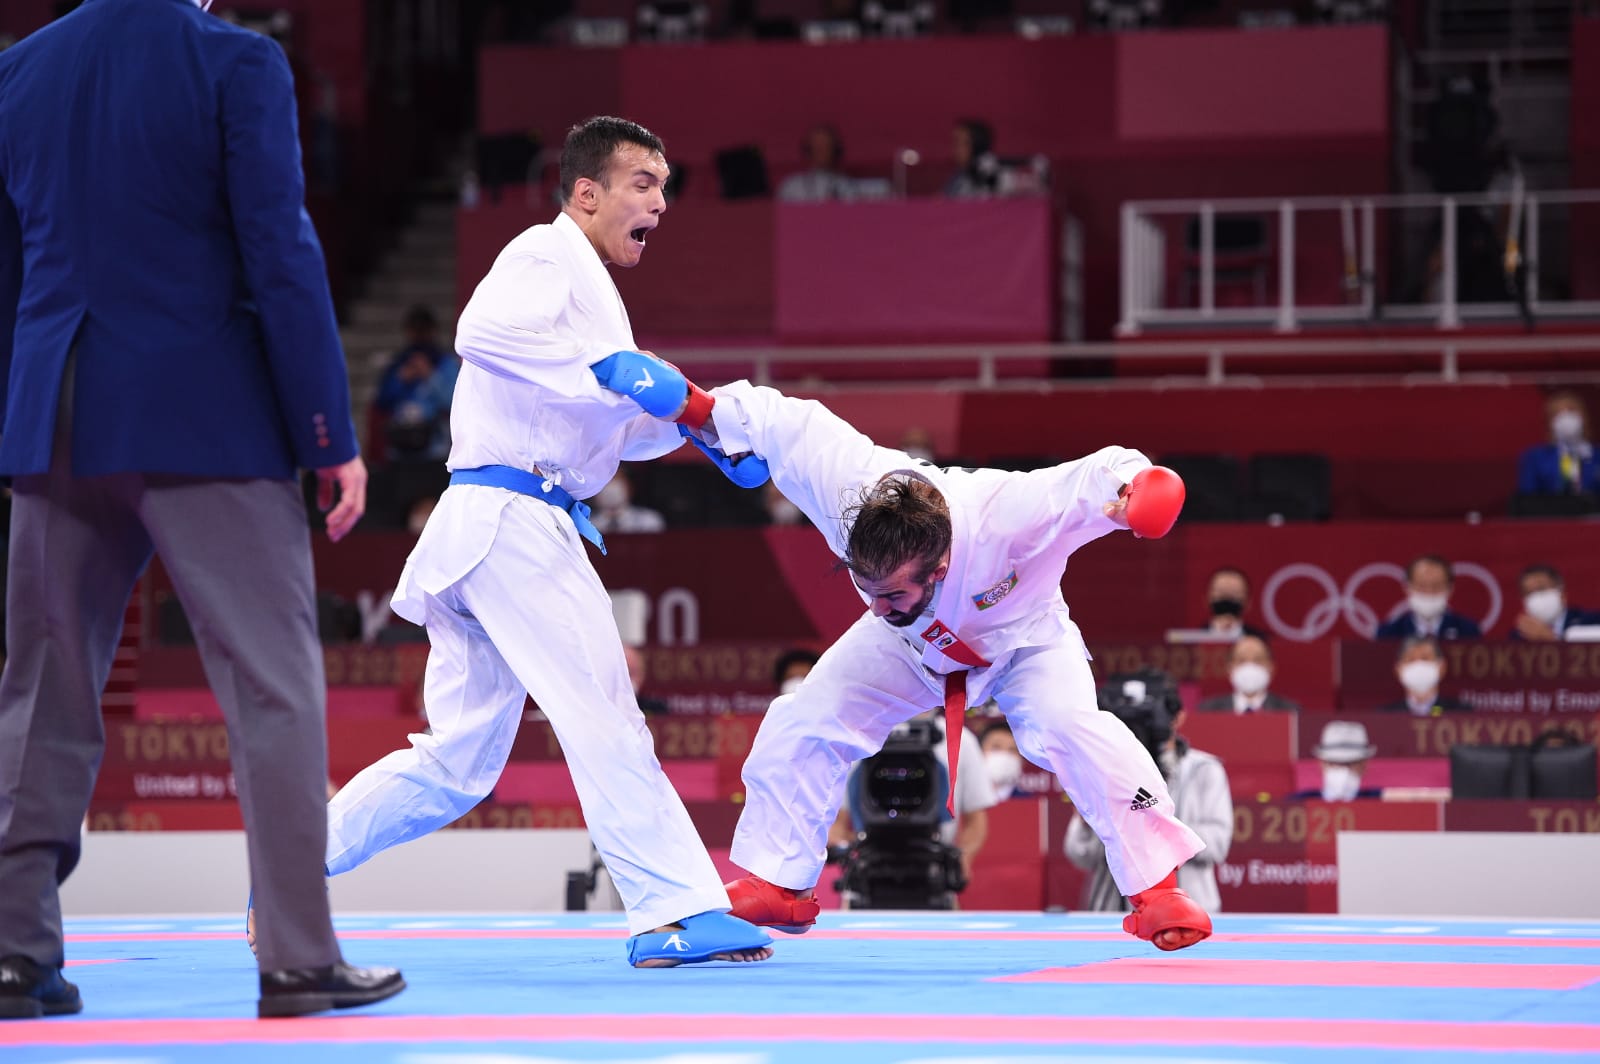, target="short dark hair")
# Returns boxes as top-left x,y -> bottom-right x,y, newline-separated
980,719 -> 1013,743
1397,634 -> 1442,663
559,116 -> 664,205
1231,633 -> 1273,663
1208,566 -> 1251,595
957,117 -> 993,158
1520,563 -> 1563,588
1407,554 -> 1454,585
806,124 -> 843,166
841,477 -> 952,584
771,648 -> 820,688
404,305 -> 437,331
